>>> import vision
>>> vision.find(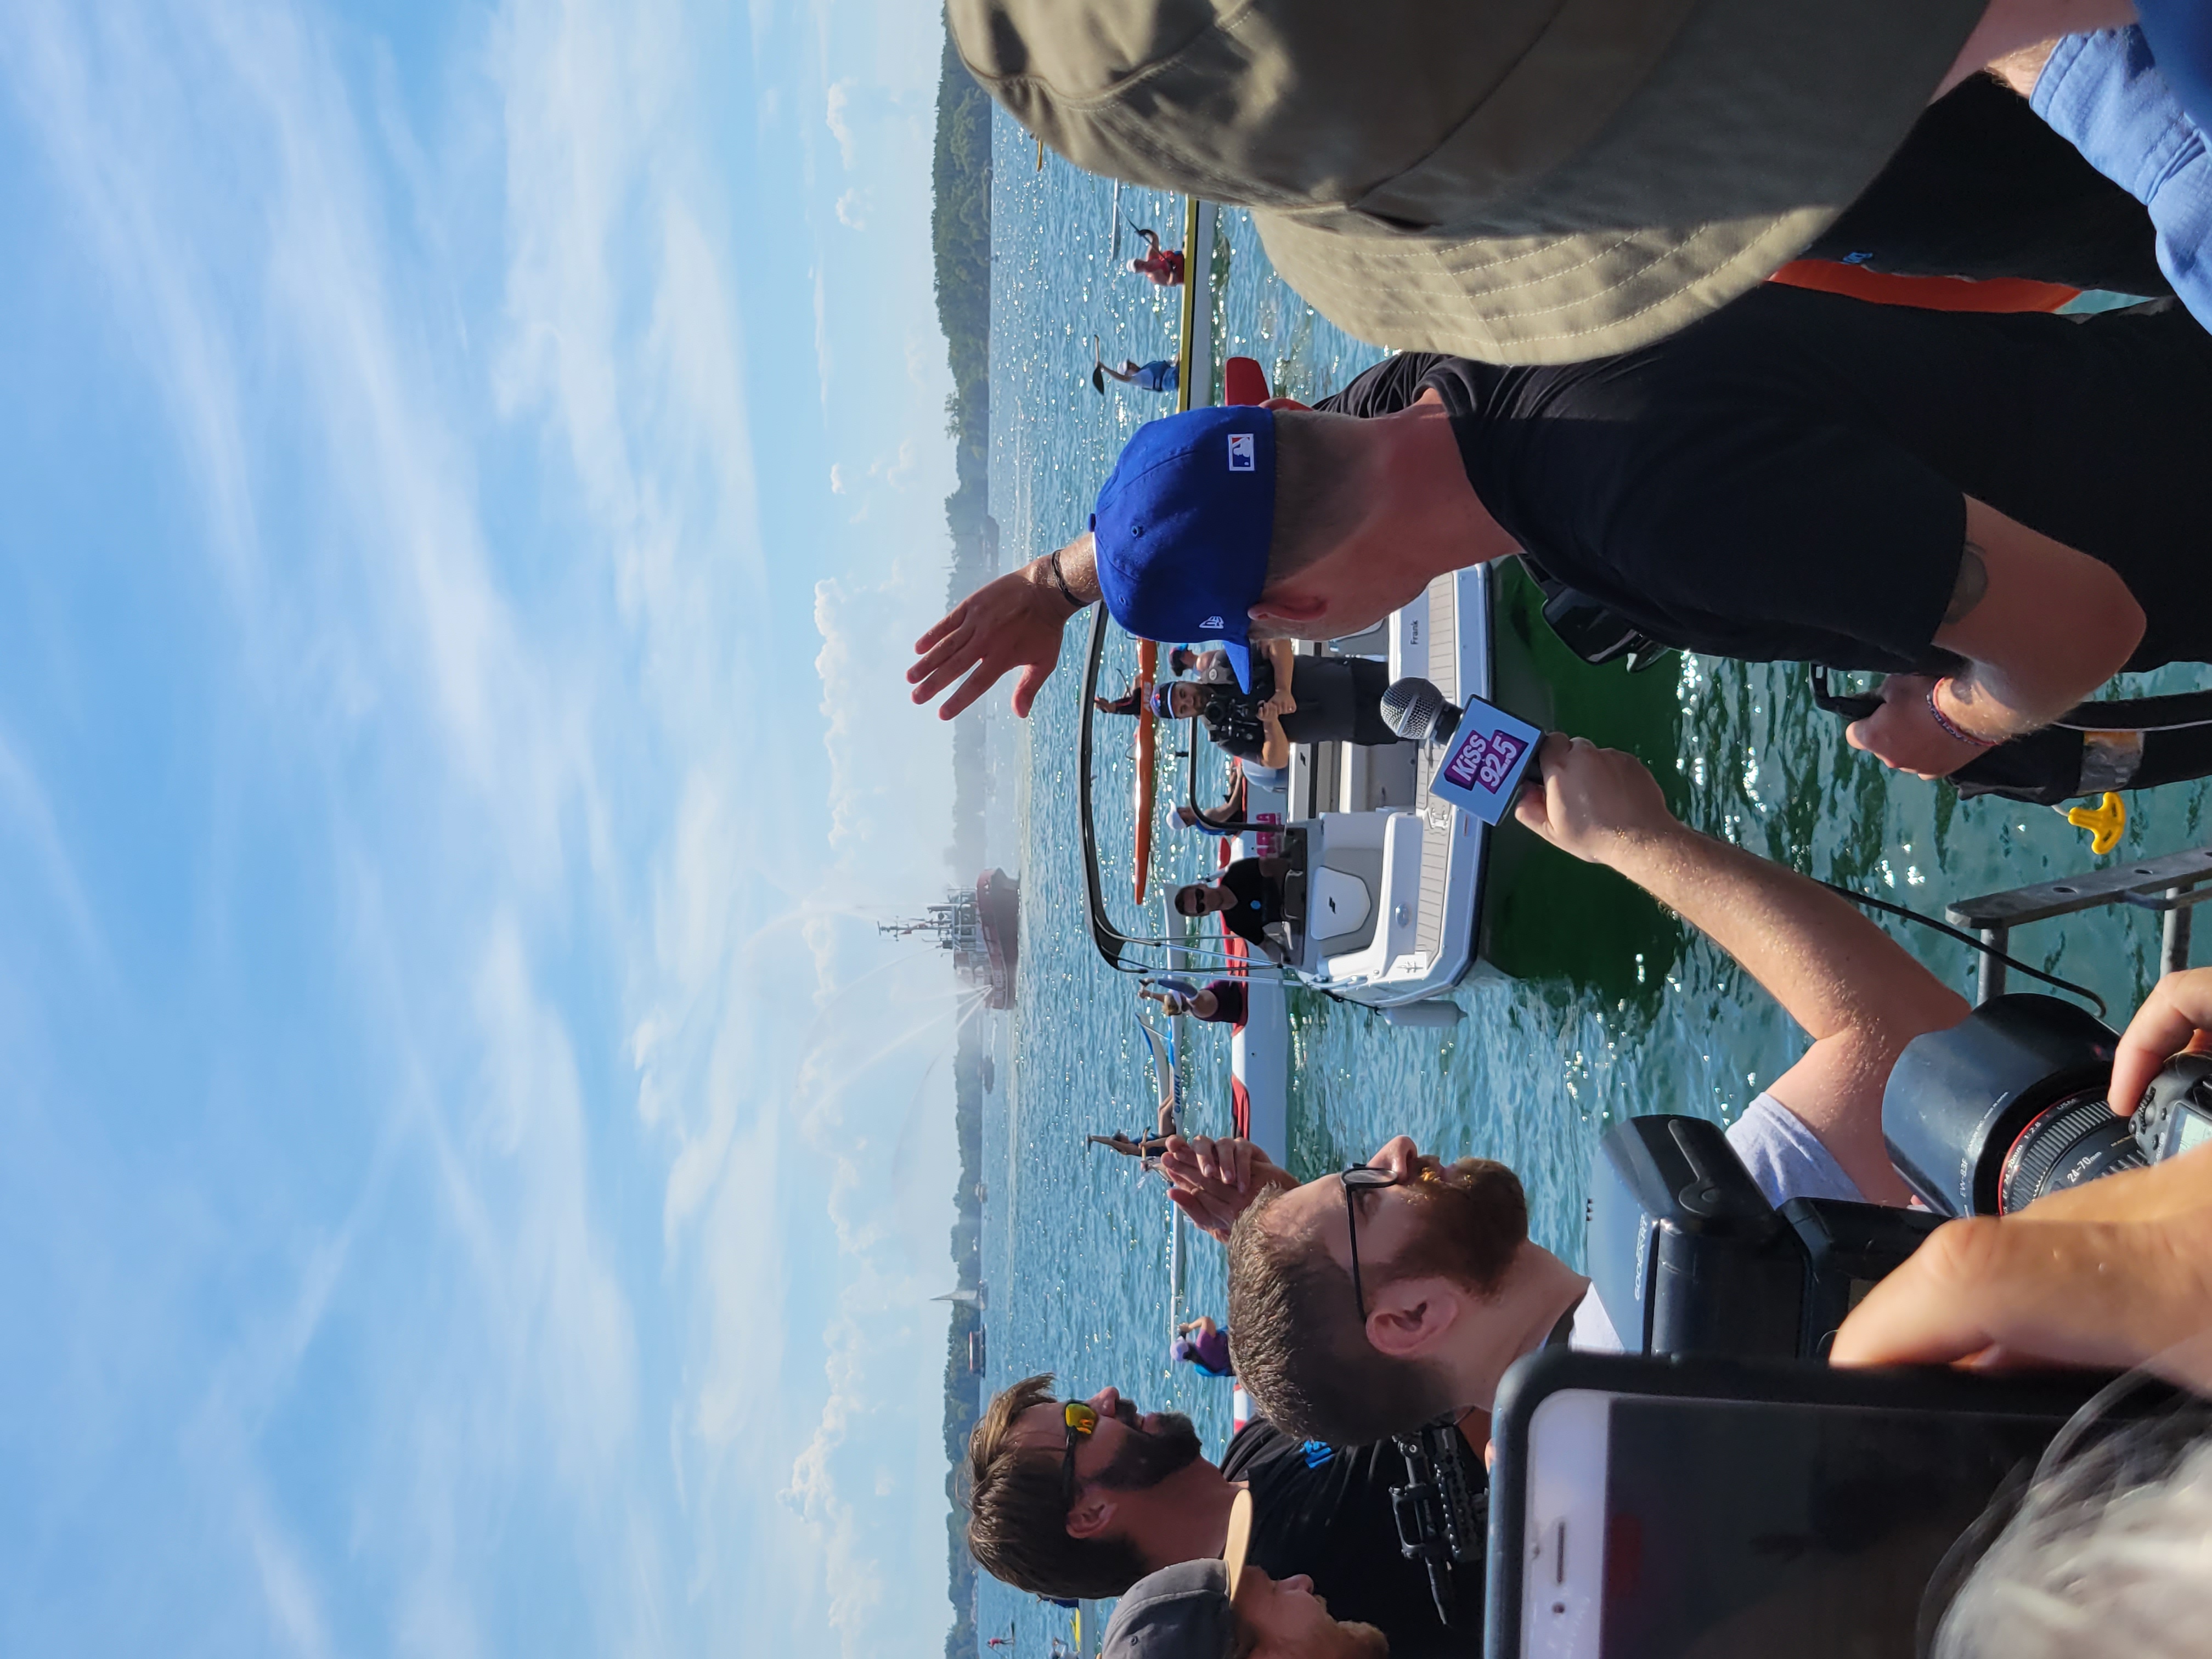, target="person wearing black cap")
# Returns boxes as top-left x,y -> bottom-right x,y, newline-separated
1096,1492 -> 1389,1659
